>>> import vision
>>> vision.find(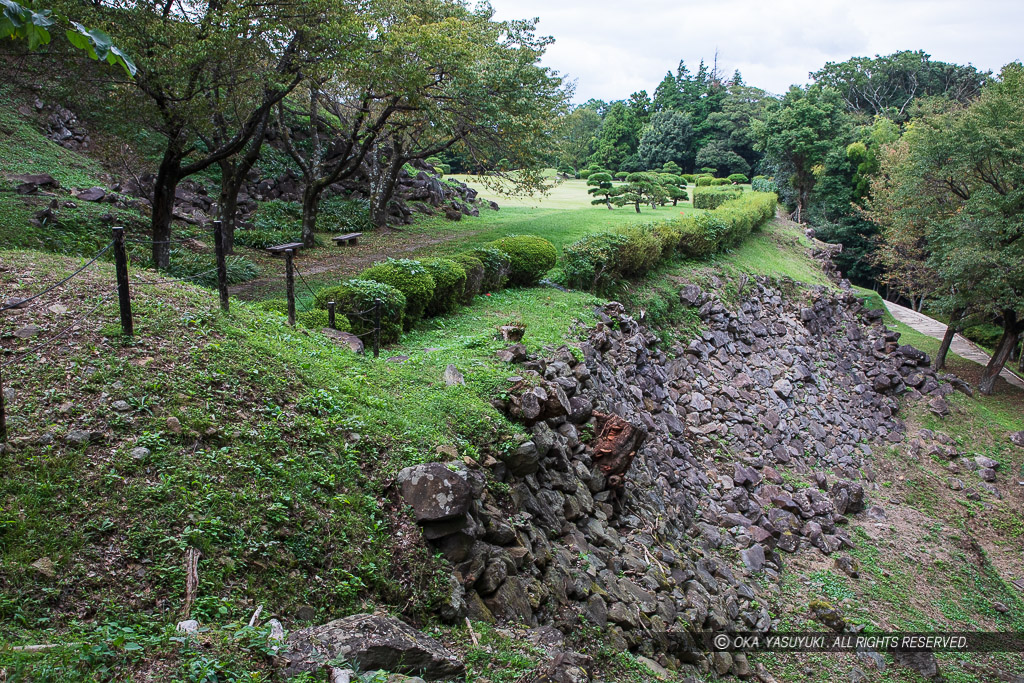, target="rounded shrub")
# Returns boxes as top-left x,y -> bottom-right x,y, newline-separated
421,258 -> 467,316
314,279 -> 406,344
452,253 -> 485,303
359,258 -> 436,330
695,176 -> 713,187
467,247 -> 511,292
490,235 -> 557,287
727,173 -> 750,184
681,174 -> 695,183
711,177 -> 731,186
